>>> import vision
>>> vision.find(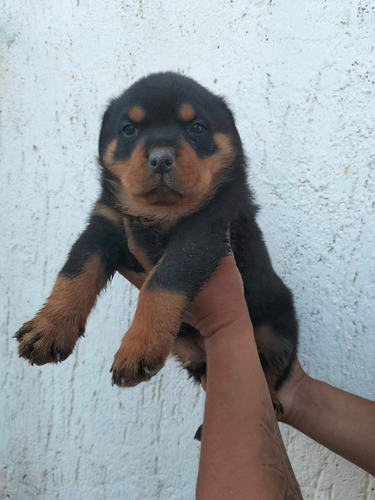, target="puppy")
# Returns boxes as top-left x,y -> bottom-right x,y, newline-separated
15,72 -> 298,414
